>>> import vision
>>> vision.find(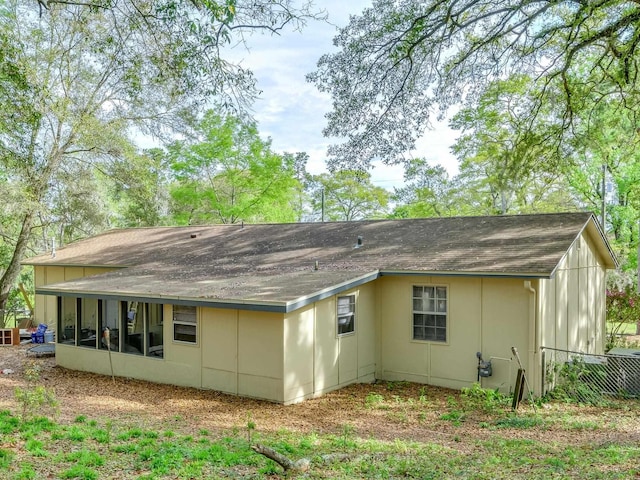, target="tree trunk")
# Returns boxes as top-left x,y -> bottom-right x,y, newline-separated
0,134 -> 63,320
0,211 -> 36,320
